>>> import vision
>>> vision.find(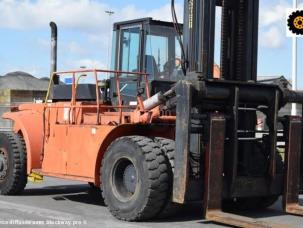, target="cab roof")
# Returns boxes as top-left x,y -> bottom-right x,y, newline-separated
113,17 -> 182,30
